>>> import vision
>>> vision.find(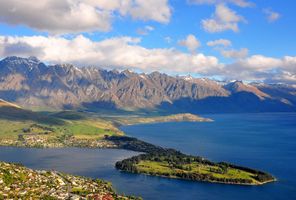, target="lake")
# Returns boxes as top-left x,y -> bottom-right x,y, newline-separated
0,113 -> 296,199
